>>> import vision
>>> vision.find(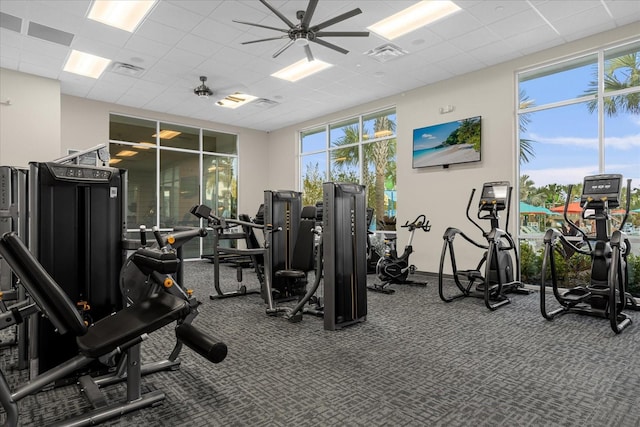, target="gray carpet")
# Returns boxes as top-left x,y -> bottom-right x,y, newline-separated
2,260 -> 640,426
